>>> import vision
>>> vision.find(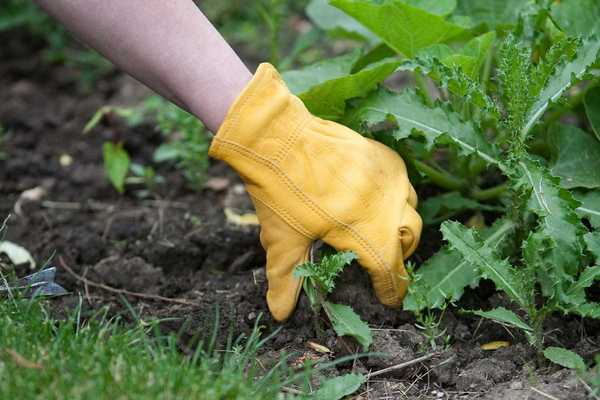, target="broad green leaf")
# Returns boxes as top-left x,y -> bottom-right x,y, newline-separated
470,307 -> 533,332
103,142 -> 130,193
552,0 -> 600,38
404,218 -> 515,311
584,86 -> 600,142
346,89 -> 501,165
544,347 -> 586,371
575,190 -> 600,229
584,232 -> 600,263
313,373 -> 365,400
404,0 -> 457,16
283,51 -> 360,94
323,301 -> 372,350
516,159 -> 584,275
454,0 -> 527,29
283,52 -> 400,119
419,191 -> 503,225
548,123 -> 600,189
306,0 -> 378,42
523,37 -> 600,138
441,221 -> 526,307
331,0 -> 467,57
